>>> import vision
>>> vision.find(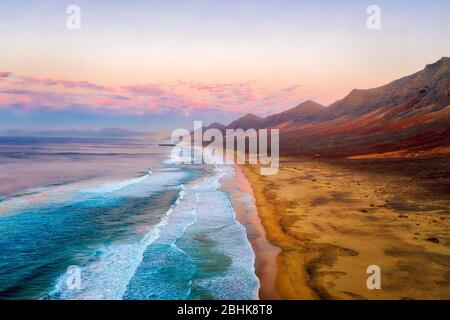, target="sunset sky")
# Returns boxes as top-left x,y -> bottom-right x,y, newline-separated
0,0 -> 449,131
